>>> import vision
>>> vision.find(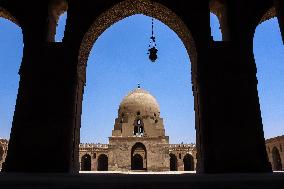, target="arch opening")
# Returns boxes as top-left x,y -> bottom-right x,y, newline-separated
169,153 -> 178,171
77,0 -> 198,173
253,14 -> 284,155
210,12 -> 222,41
134,118 -> 144,136
77,0 -> 199,173
183,154 -> 194,171
81,154 -> 91,171
209,0 -> 230,41
78,0 -> 197,82
131,142 -> 147,170
47,0 -> 68,42
272,147 -> 282,171
0,9 -> 23,170
55,12 -> 67,42
97,154 -> 108,171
